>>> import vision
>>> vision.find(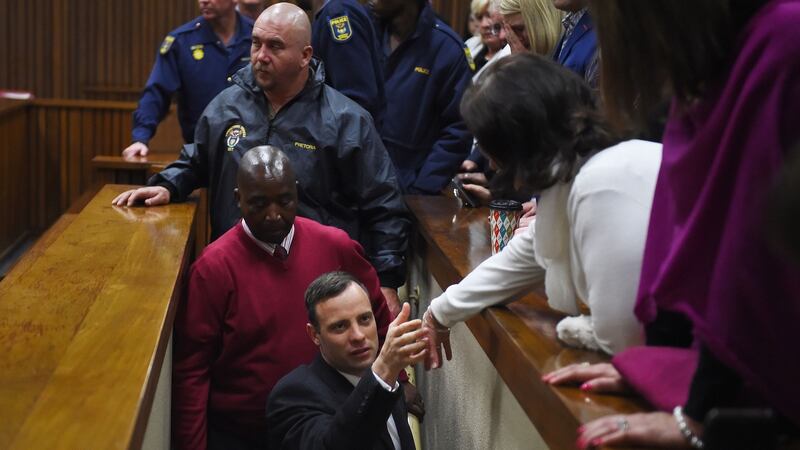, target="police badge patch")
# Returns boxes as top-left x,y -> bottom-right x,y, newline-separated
329,15 -> 352,42
191,44 -> 205,61
225,125 -> 246,152
160,36 -> 175,55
